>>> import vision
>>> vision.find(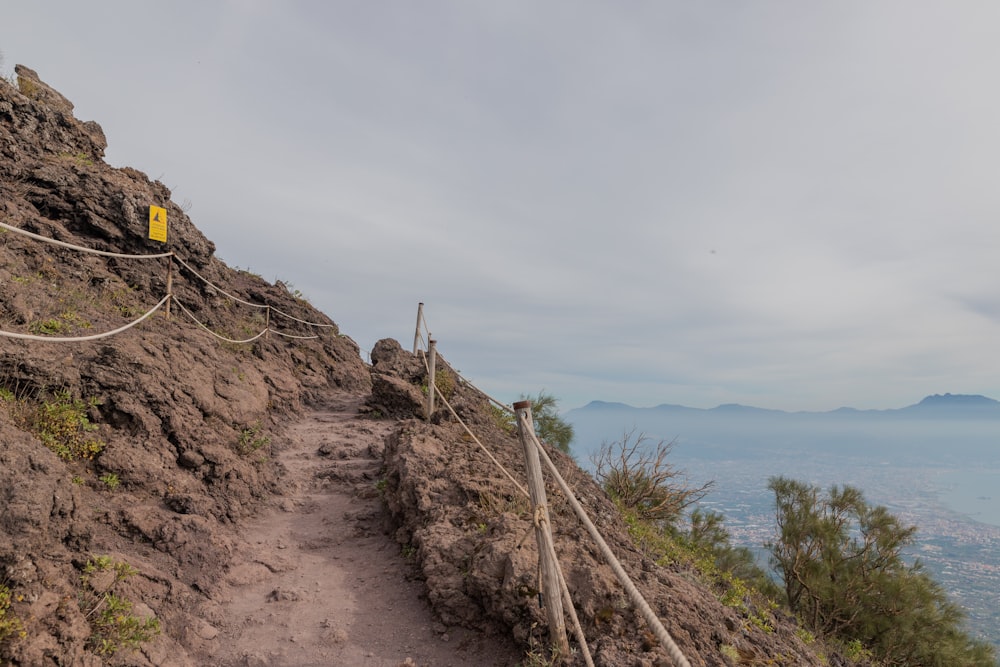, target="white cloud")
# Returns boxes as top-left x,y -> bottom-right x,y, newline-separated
3,1 -> 1000,411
